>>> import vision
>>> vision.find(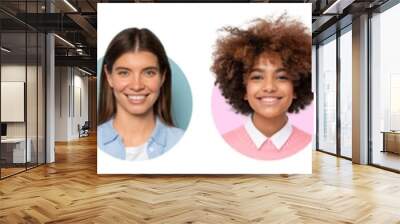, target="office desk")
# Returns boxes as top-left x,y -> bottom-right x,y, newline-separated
381,131 -> 400,154
1,138 -> 31,163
